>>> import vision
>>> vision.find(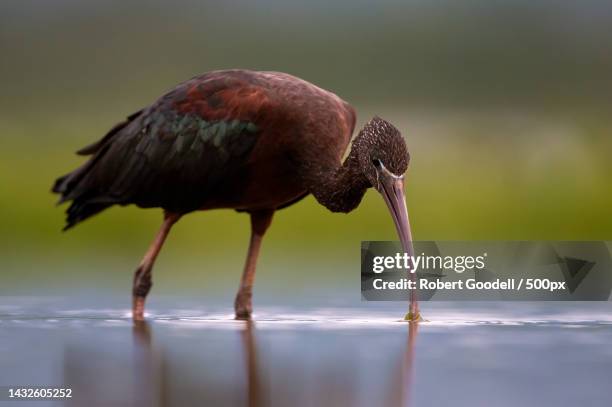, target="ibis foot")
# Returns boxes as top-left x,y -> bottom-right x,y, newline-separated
234,292 -> 252,320
133,296 -> 147,321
